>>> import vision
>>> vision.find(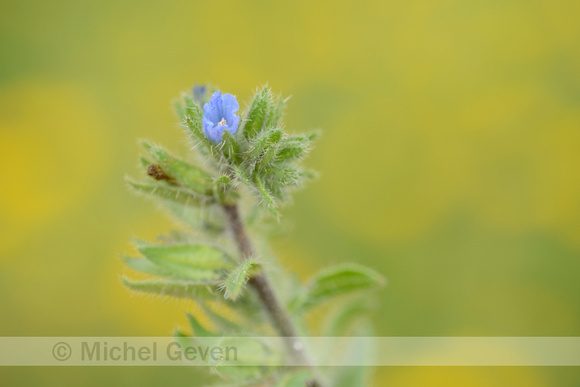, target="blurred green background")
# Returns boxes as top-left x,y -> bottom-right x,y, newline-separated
1,0 -> 580,385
